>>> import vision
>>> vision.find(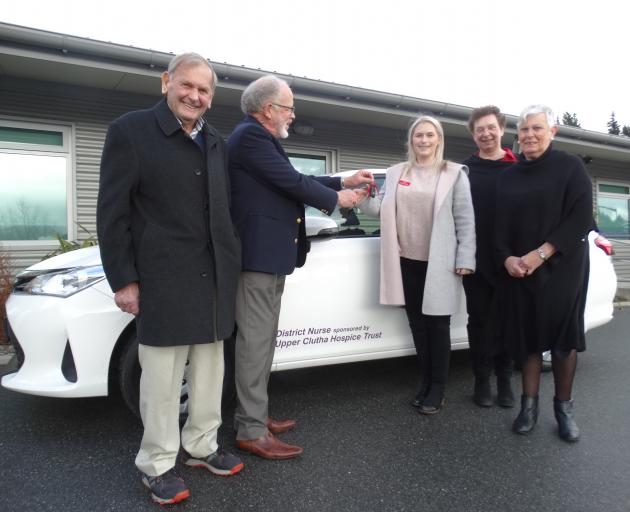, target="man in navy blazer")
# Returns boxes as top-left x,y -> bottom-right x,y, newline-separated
228,75 -> 373,459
